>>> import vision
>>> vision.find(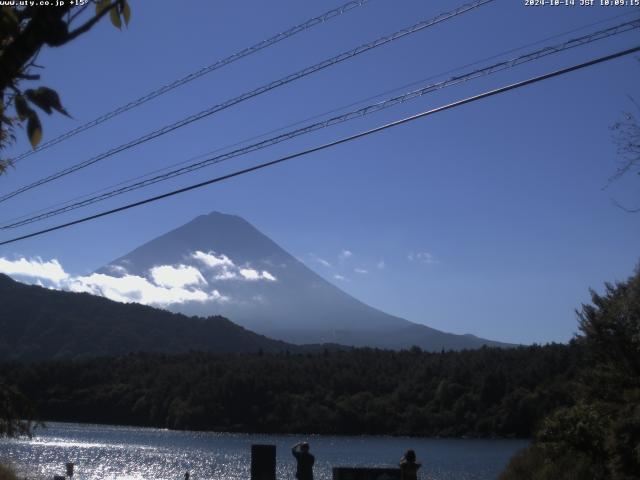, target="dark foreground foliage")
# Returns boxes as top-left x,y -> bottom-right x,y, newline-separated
500,268 -> 640,480
2,344 -> 578,438
0,382 -> 36,438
